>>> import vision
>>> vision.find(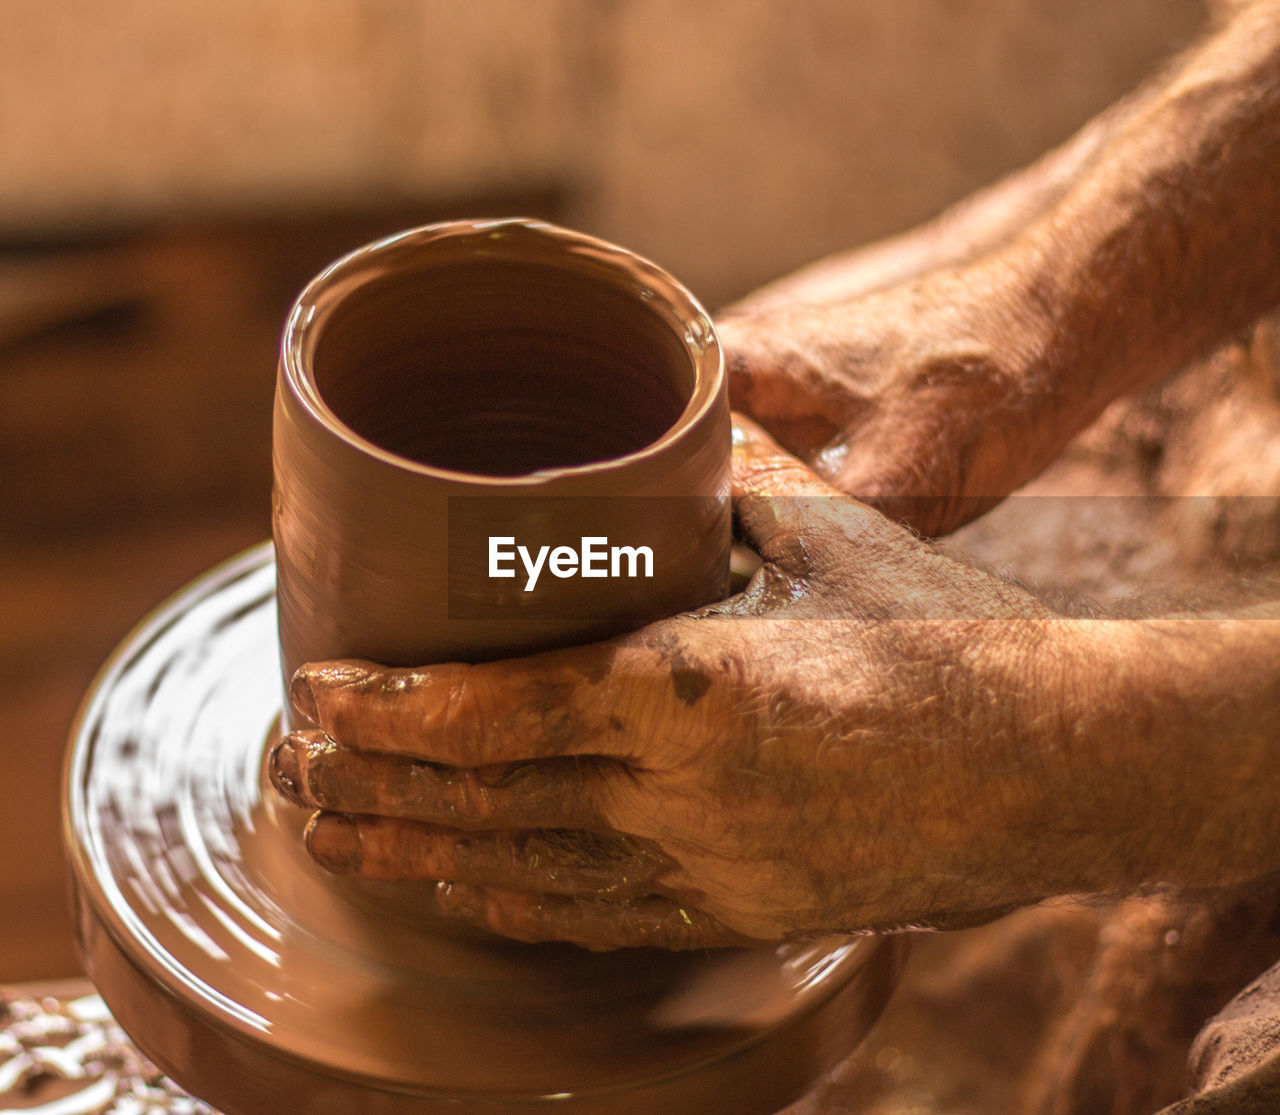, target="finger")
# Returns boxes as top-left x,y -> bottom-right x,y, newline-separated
717,315 -> 851,462
731,413 -> 912,571
304,813 -> 672,899
269,730 -> 621,831
290,641 -> 665,765
433,882 -> 758,951
823,421 -> 999,539
730,413 -> 842,502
